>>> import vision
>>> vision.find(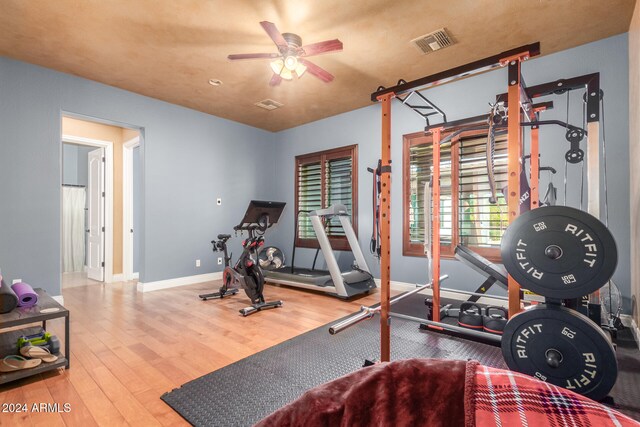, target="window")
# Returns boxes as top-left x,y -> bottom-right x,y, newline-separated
295,145 -> 358,251
403,129 -> 508,261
